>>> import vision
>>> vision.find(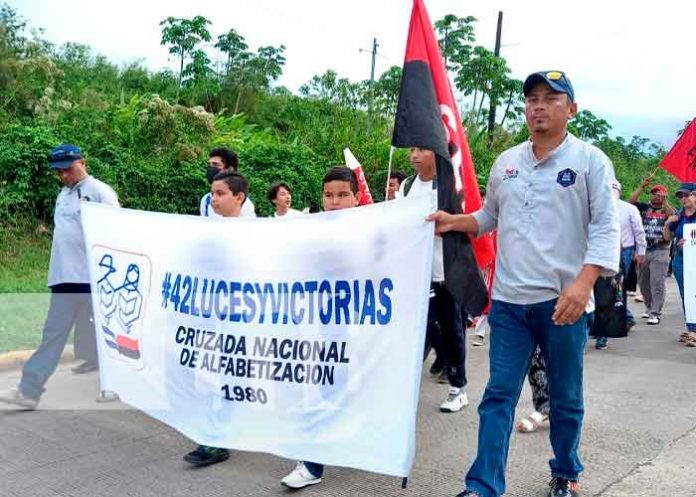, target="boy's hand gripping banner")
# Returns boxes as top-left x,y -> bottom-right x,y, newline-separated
81,194 -> 435,478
